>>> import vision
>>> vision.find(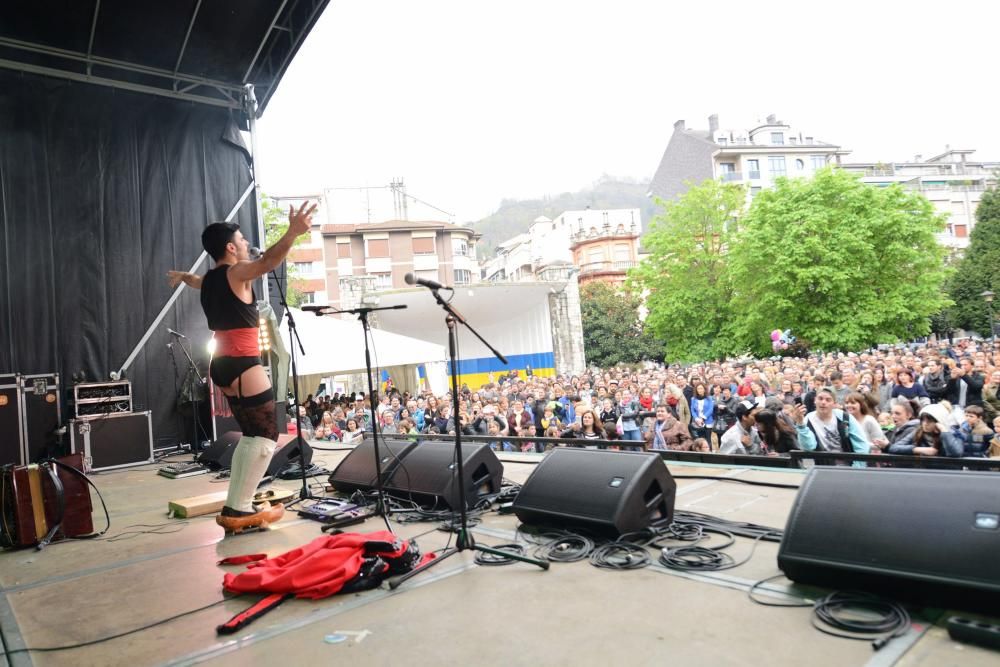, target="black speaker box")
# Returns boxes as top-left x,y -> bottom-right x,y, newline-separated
383,441 -> 503,510
197,431 -> 240,470
512,448 -> 676,536
197,432 -> 312,476
267,434 -> 313,477
779,468 -> 1000,611
328,438 -> 417,495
